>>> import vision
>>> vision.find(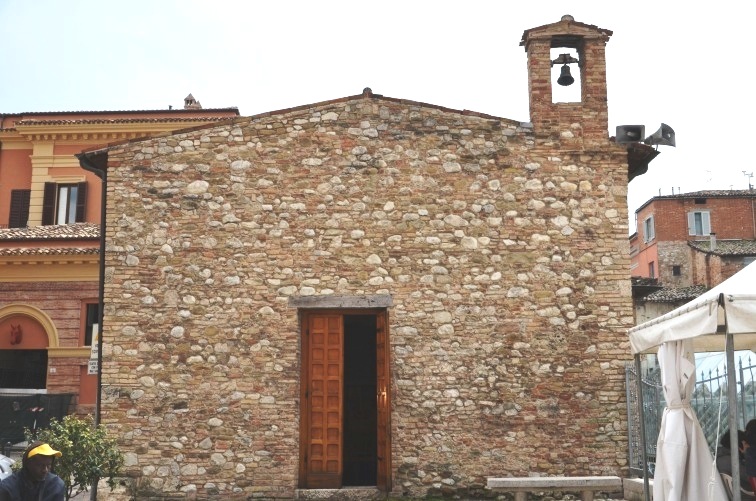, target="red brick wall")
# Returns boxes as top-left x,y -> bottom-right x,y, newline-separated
632,196 -> 756,278
0,280 -> 98,411
637,197 -> 756,244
